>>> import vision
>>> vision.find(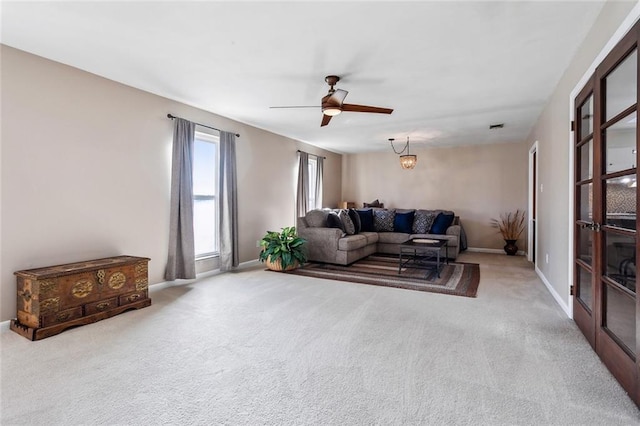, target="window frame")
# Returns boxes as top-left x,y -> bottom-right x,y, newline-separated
193,130 -> 220,260
308,156 -> 318,210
